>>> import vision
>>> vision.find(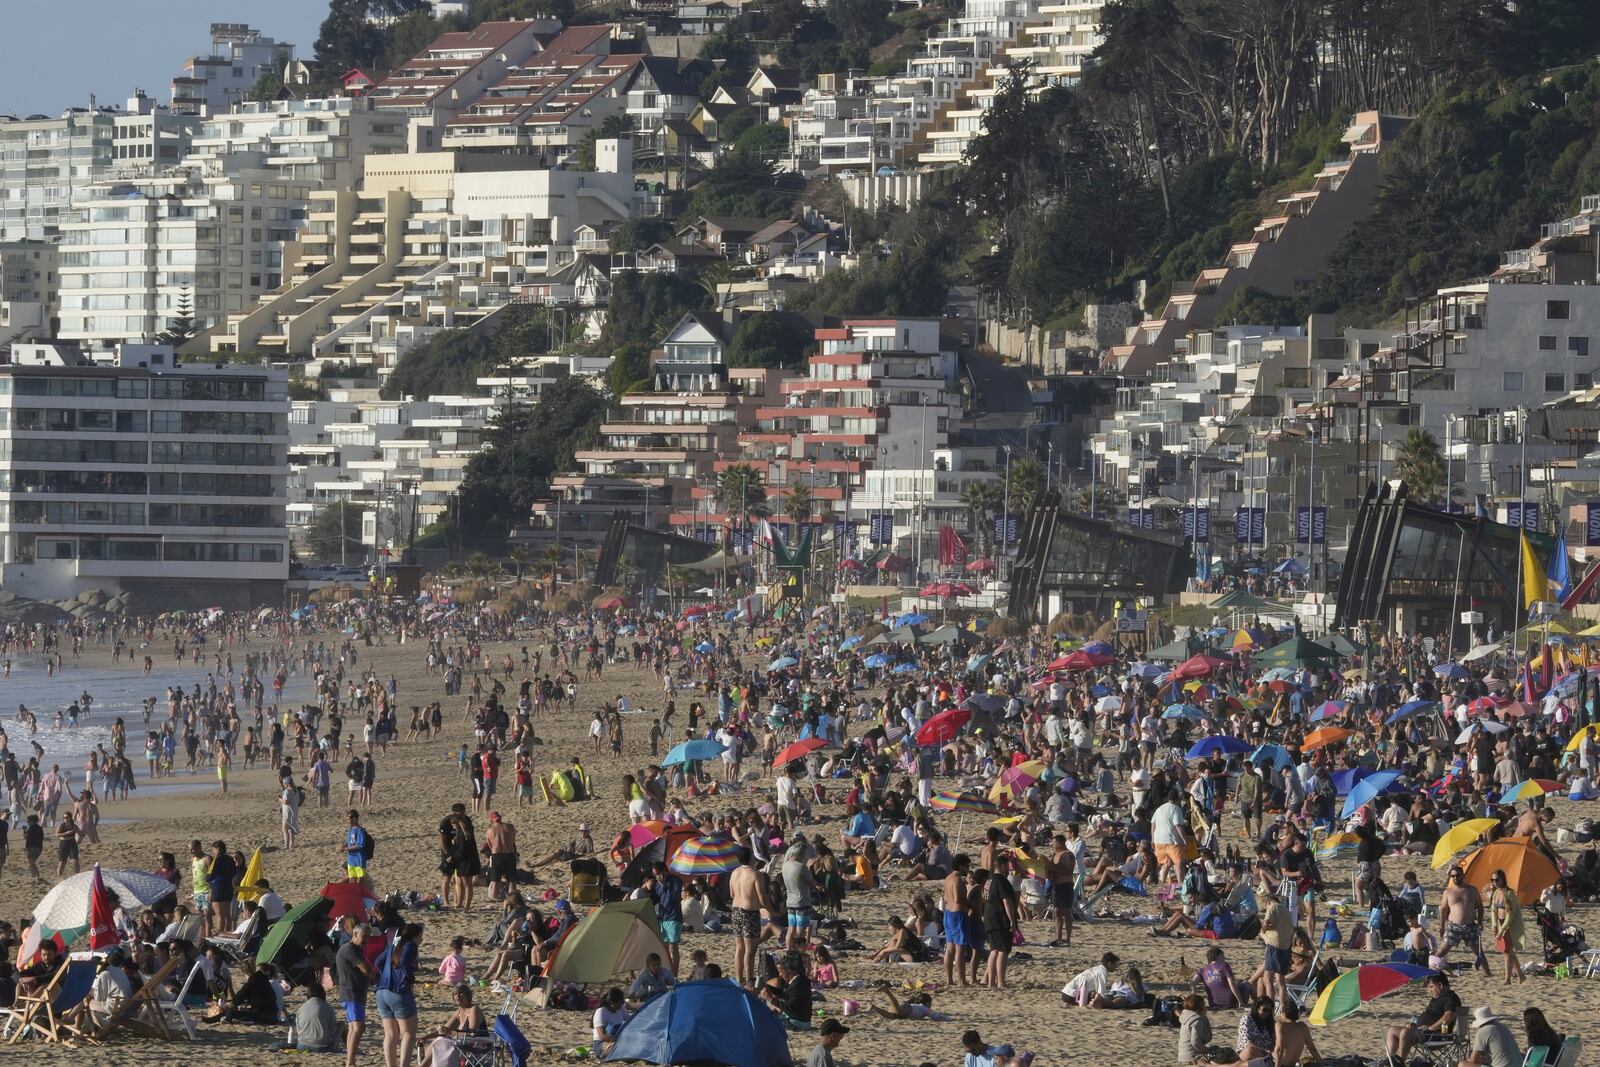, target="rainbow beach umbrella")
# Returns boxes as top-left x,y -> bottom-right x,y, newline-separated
930,789 -> 998,815
1499,778 -> 1562,804
1309,963 -> 1434,1026
667,834 -> 742,876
